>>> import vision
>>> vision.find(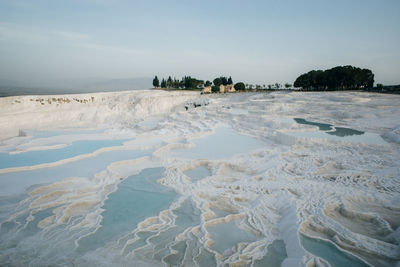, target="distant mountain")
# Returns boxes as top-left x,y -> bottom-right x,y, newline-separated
0,77 -> 153,97
0,86 -> 74,97
82,77 -> 152,92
